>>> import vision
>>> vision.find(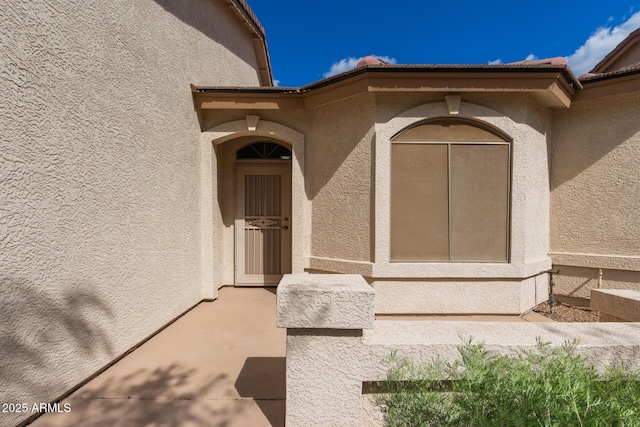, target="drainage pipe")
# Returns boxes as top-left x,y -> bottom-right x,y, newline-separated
598,268 -> 603,289
546,269 -> 561,314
